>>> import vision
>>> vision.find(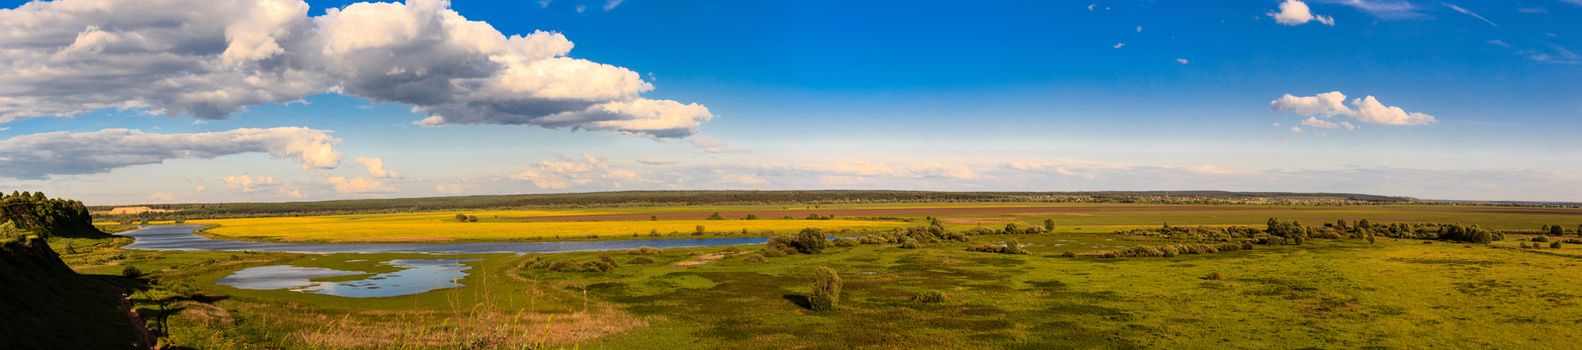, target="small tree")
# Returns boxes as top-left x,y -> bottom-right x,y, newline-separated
1551,225 -> 1565,236
809,267 -> 842,311
455,214 -> 468,222
121,265 -> 142,278
794,228 -> 826,254
467,215 -> 479,222
694,225 -> 706,236
1003,223 -> 1019,234
707,212 -> 724,220
650,215 -> 658,221
1043,218 -> 1055,232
